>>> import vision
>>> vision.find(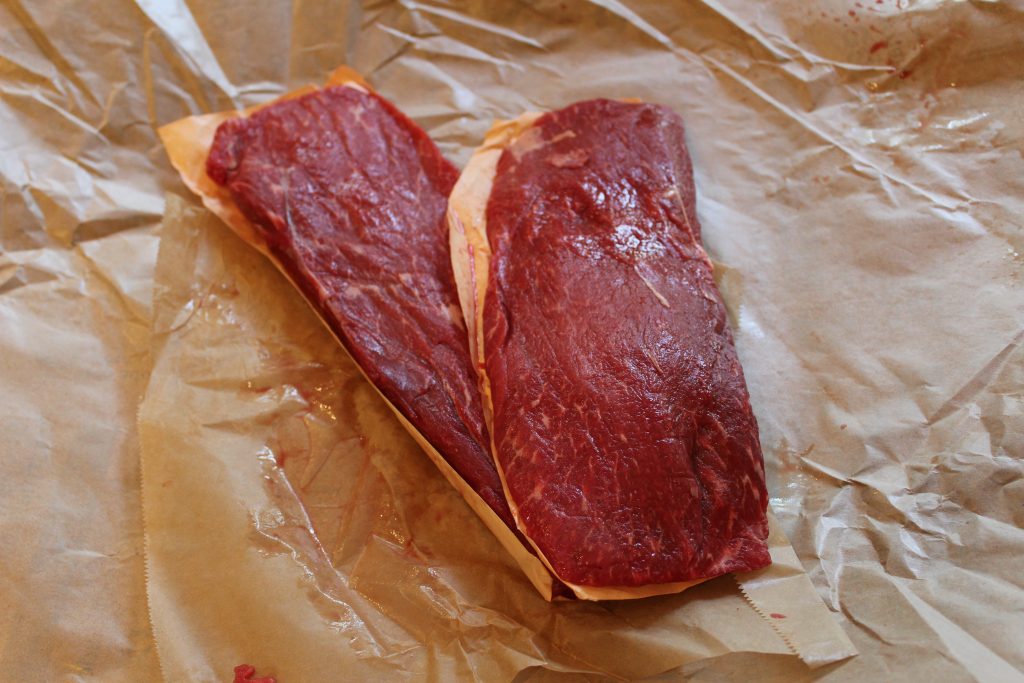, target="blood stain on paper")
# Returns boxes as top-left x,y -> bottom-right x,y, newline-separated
770,612 -> 787,619
870,40 -> 888,54
402,536 -> 432,562
233,664 -> 276,683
